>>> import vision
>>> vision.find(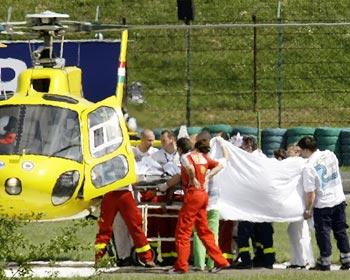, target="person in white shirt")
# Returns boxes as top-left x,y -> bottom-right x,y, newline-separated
277,144 -> 315,269
132,129 -> 158,161
151,130 -> 180,169
150,129 -> 180,266
299,136 -> 350,271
